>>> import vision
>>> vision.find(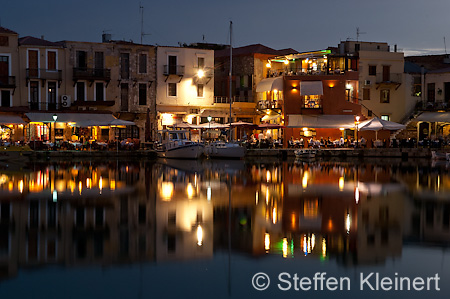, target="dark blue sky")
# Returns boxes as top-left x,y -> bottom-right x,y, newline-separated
2,0 -> 450,56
